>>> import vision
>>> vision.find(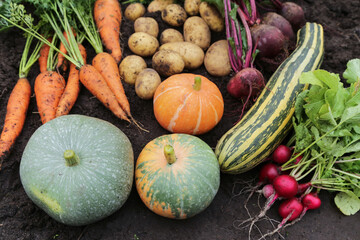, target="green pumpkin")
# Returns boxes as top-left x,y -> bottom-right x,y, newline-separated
20,115 -> 134,226
135,134 -> 220,219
